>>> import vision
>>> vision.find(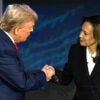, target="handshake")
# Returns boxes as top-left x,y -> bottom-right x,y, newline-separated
41,65 -> 55,82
